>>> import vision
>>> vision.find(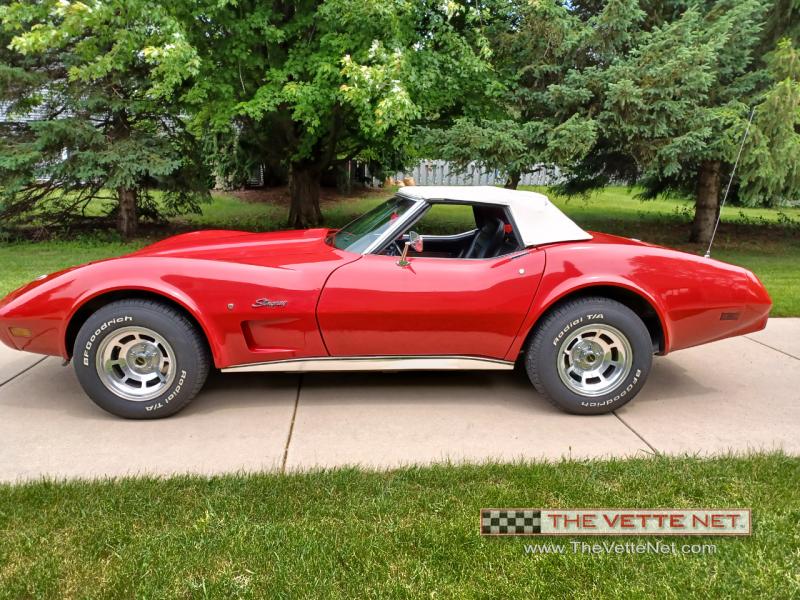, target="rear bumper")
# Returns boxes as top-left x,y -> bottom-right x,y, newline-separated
665,269 -> 771,353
